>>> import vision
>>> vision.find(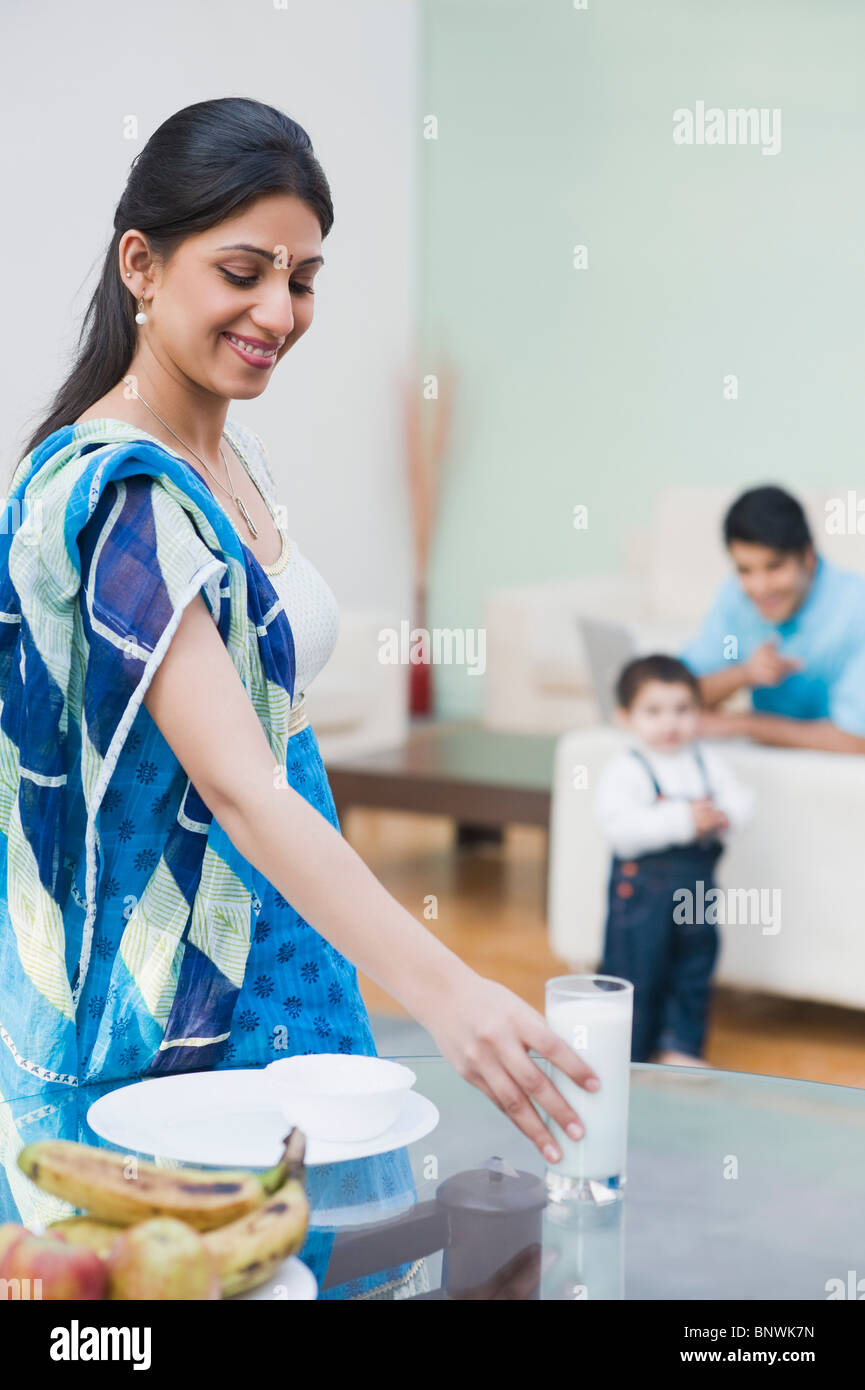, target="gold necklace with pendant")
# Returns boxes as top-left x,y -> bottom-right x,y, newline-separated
121,378 -> 259,538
